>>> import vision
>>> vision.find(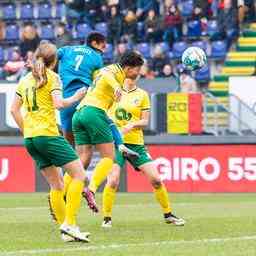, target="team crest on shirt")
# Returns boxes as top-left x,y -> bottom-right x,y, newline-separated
133,98 -> 140,106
